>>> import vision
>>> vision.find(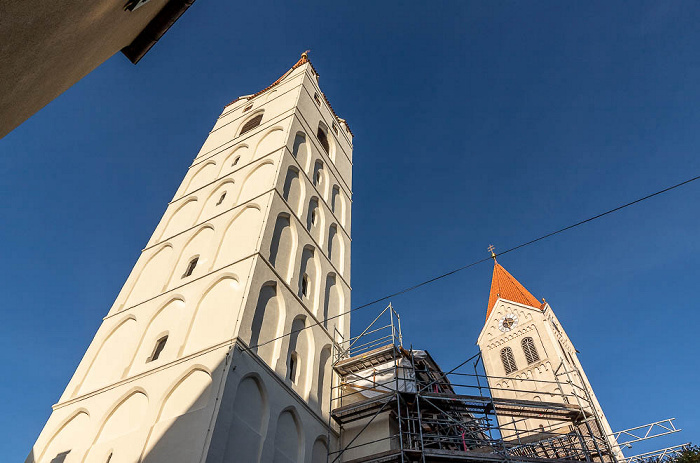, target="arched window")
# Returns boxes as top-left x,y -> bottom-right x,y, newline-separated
299,247 -> 316,306
316,346 -> 332,410
307,198 -> 319,231
287,317 -> 306,385
317,124 -> 330,153
313,160 -> 323,187
283,168 -> 297,201
522,337 -> 540,364
327,225 -> 336,258
240,113 -> 263,135
500,347 -> 517,374
292,132 -> 306,158
331,186 -> 340,213
322,274 -> 337,329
